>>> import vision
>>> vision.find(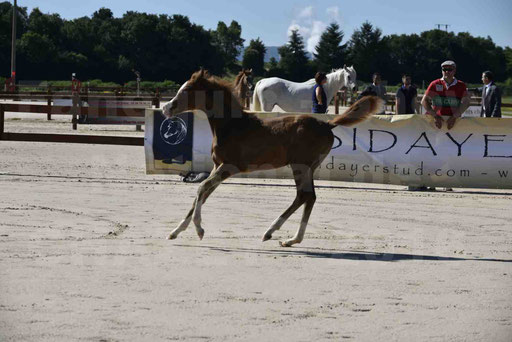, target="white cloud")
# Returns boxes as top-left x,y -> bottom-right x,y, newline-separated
286,6 -> 341,54
287,21 -> 310,38
297,6 -> 314,19
307,21 -> 327,53
326,6 -> 340,22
